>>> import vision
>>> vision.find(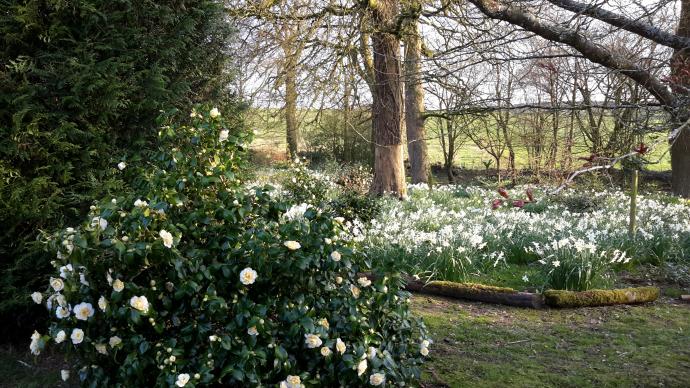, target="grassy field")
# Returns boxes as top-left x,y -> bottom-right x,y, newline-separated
416,295 -> 690,387
247,108 -> 672,171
